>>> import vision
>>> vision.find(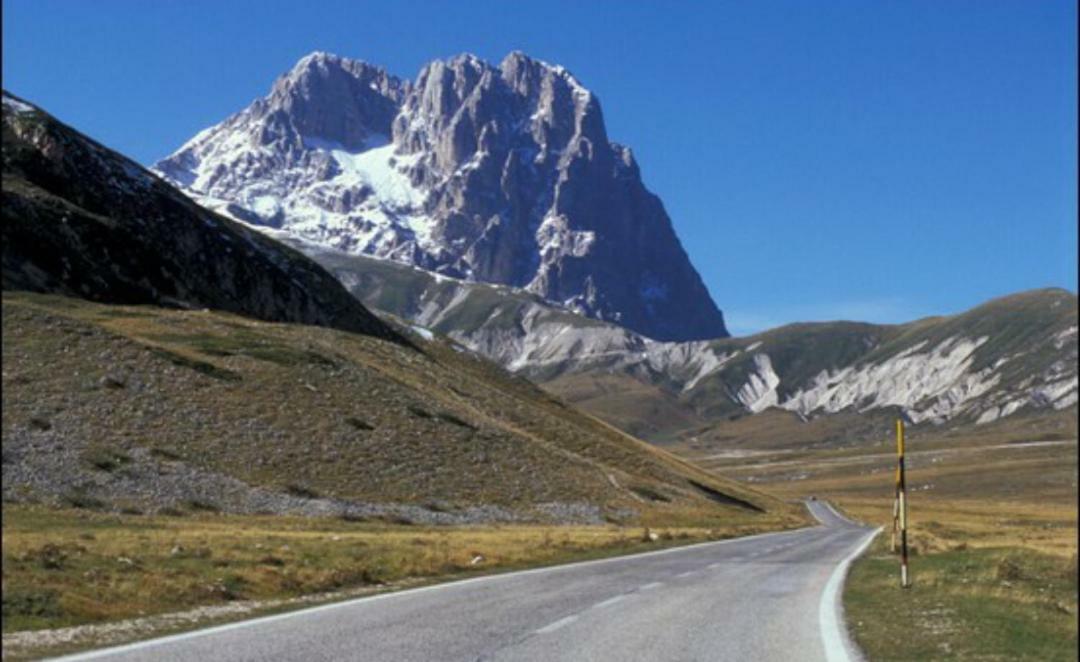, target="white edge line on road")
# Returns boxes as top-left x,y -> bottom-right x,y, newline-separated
591,595 -> 625,609
535,615 -> 578,634
638,582 -> 663,591
49,525 -> 808,661
819,526 -> 882,662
